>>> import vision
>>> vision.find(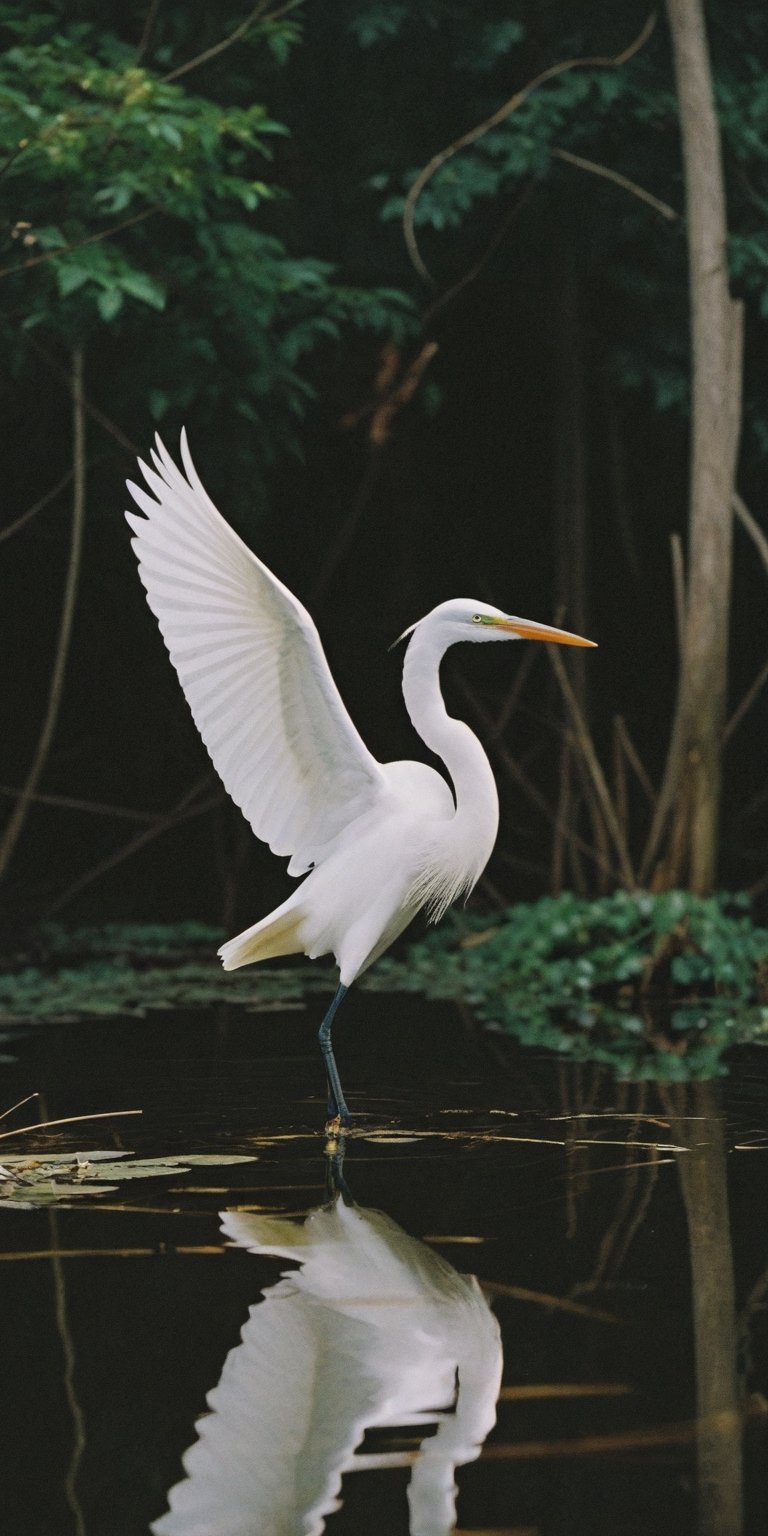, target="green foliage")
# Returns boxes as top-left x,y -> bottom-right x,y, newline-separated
0,957 -> 331,1024
338,0 -> 768,454
0,3 -> 414,458
2,903 -> 767,1083
36,920 -> 228,958
370,891 -> 768,1080
0,919 -> 331,1023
